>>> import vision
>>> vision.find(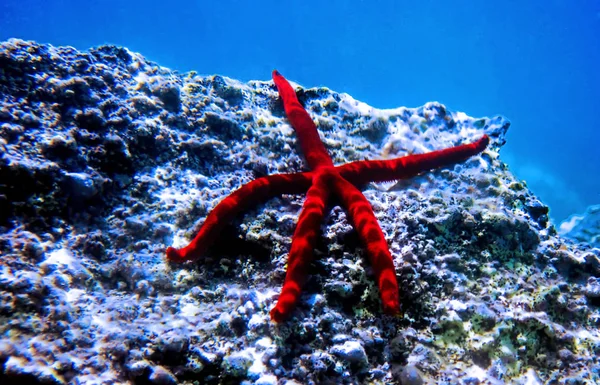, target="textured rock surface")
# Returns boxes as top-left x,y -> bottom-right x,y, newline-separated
1,39 -> 599,384
560,204 -> 600,248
